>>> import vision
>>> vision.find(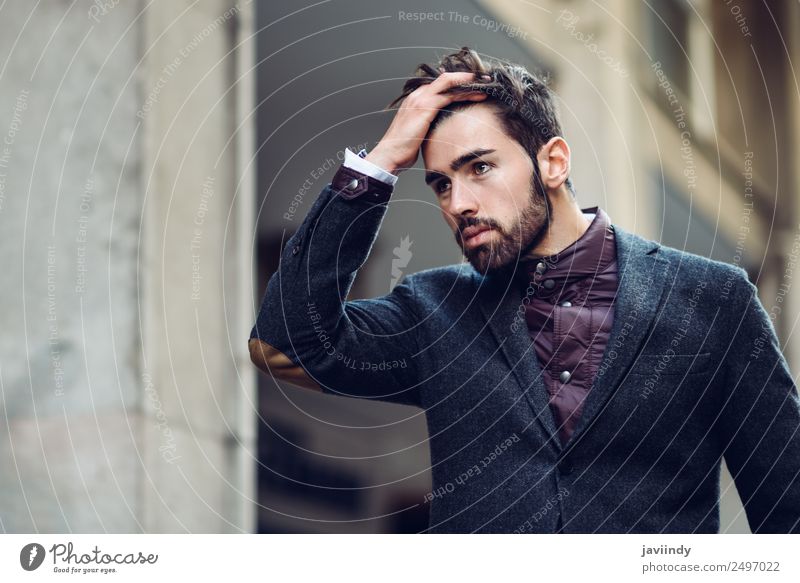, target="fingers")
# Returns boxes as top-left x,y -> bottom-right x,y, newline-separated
432,70 -> 490,90
432,72 -> 491,101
